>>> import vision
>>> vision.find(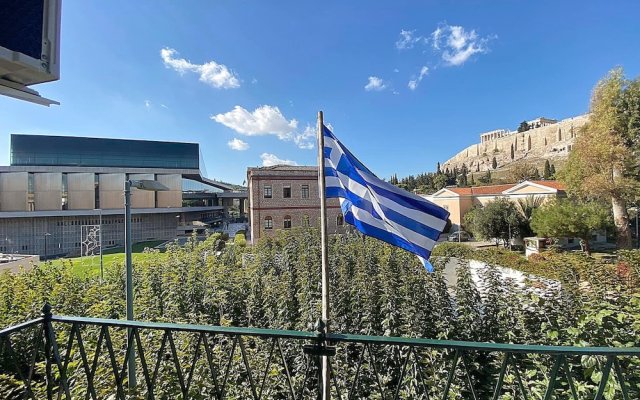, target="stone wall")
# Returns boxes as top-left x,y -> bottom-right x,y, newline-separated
441,114 -> 589,172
